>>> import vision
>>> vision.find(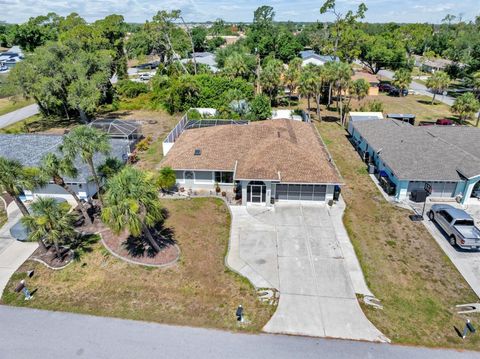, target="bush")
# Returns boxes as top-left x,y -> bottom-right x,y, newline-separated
359,100 -> 384,113
247,95 -> 272,121
136,136 -> 153,151
116,80 -> 149,99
